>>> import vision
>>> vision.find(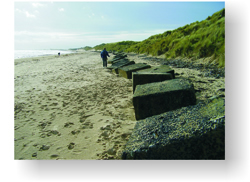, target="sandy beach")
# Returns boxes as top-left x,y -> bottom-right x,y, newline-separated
14,50 -> 225,160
